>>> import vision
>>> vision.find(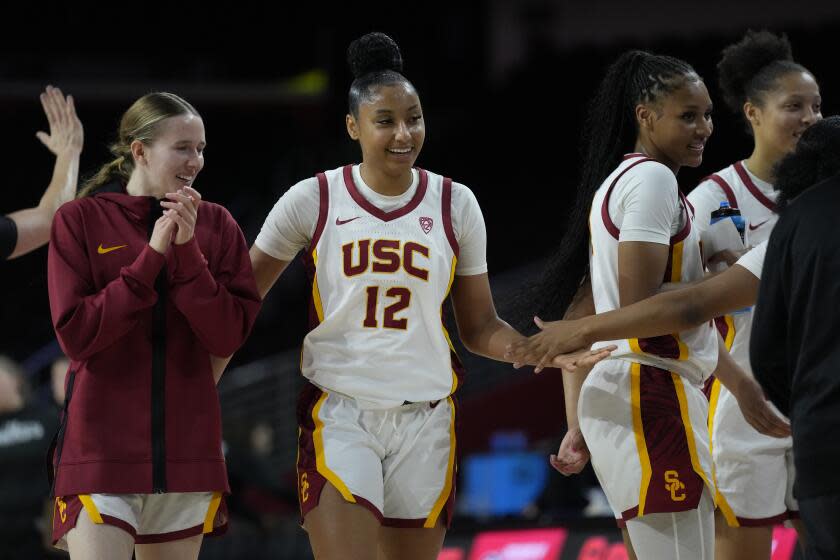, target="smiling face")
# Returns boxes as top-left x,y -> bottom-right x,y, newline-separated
748,71 -> 822,161
346,82 -> 425,181
637,78 -> 714,171
132,114 -> 206,197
